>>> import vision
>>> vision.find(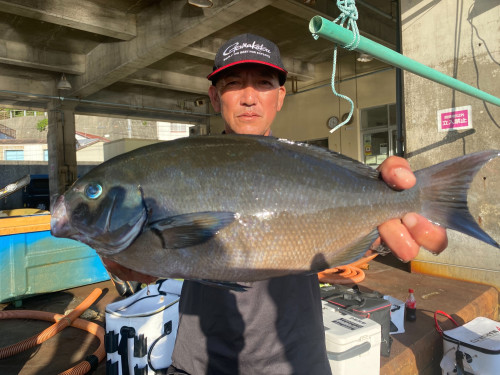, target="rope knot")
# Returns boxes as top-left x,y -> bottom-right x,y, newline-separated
337,0 -> 359,21
334,0 -> 360,50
